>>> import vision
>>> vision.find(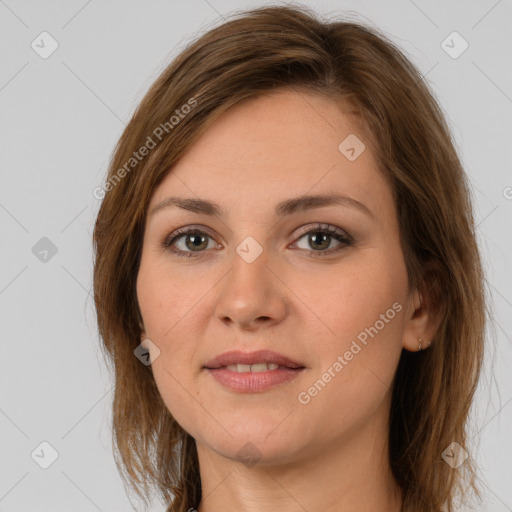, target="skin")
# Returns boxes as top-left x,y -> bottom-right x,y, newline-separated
136,88 -> 438,512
